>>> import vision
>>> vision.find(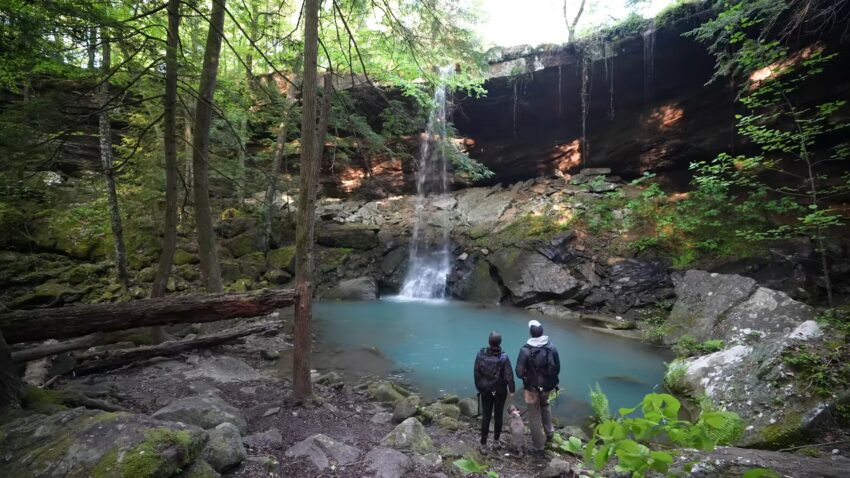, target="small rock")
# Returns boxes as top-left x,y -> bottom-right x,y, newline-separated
262,407 -> 281,417
243,429 -> 284,449
182,460 -> 221,478
260,349 -> 280,361
561,425 -> 587,441
202,422 -> 247,472
382,418 -> 434,454
423,403 -> 460,421
541,457 -> 572,477
458,398 -> 477,418
481,249 -> 490,256
368,381 -> 407,403
412,453 -> 443,471
285,434 -> 362,470
440,394 -> 459,404
316,371 -> 344,388
458,253 -> 469,261
437,416 -> 459,430
393,395 -> 421,423
151,394 -> 248,433
365,447 -> 414,478
370,412 -> 393,424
